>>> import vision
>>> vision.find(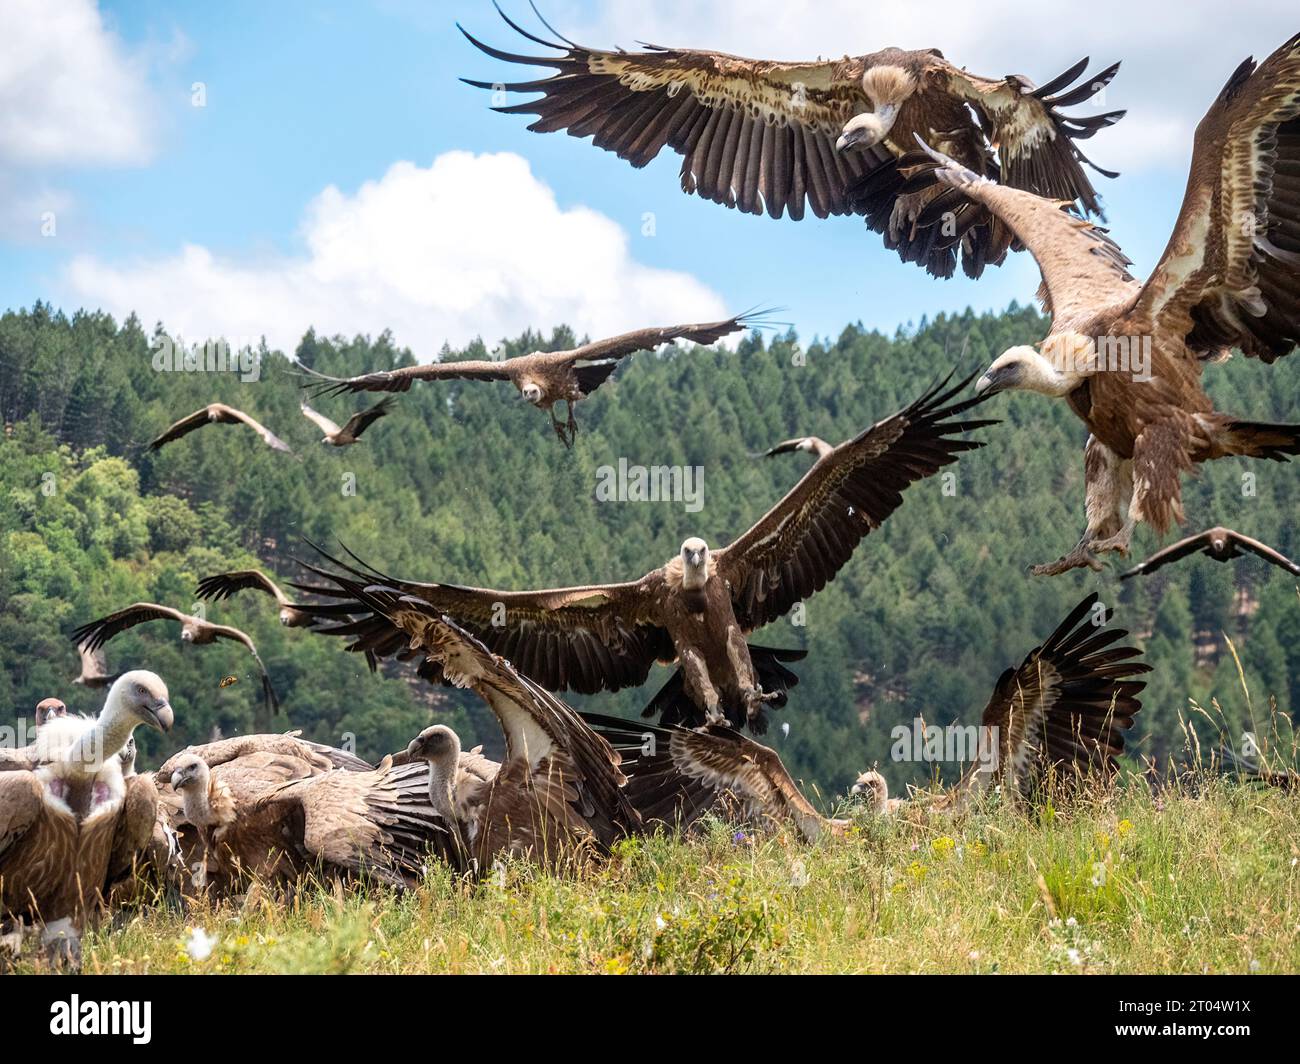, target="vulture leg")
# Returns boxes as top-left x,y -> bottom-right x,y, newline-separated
549,409 -> 574,450
681,648 -> 724,727
727,625 -> 778,722
1032,436 -> 1130,576
564,403 -> 579,447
